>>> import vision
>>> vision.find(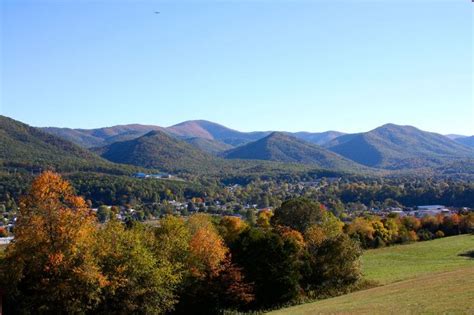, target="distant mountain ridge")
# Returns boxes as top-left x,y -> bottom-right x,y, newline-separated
167,120 -> 272,146
42,124 -> 165,148
325,124 -> 473,169
292,131 -> 345,146
40,120 -> 347,150
454,136 -> 474,148
223,132 -> 365,170
35,118 -> 474,173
